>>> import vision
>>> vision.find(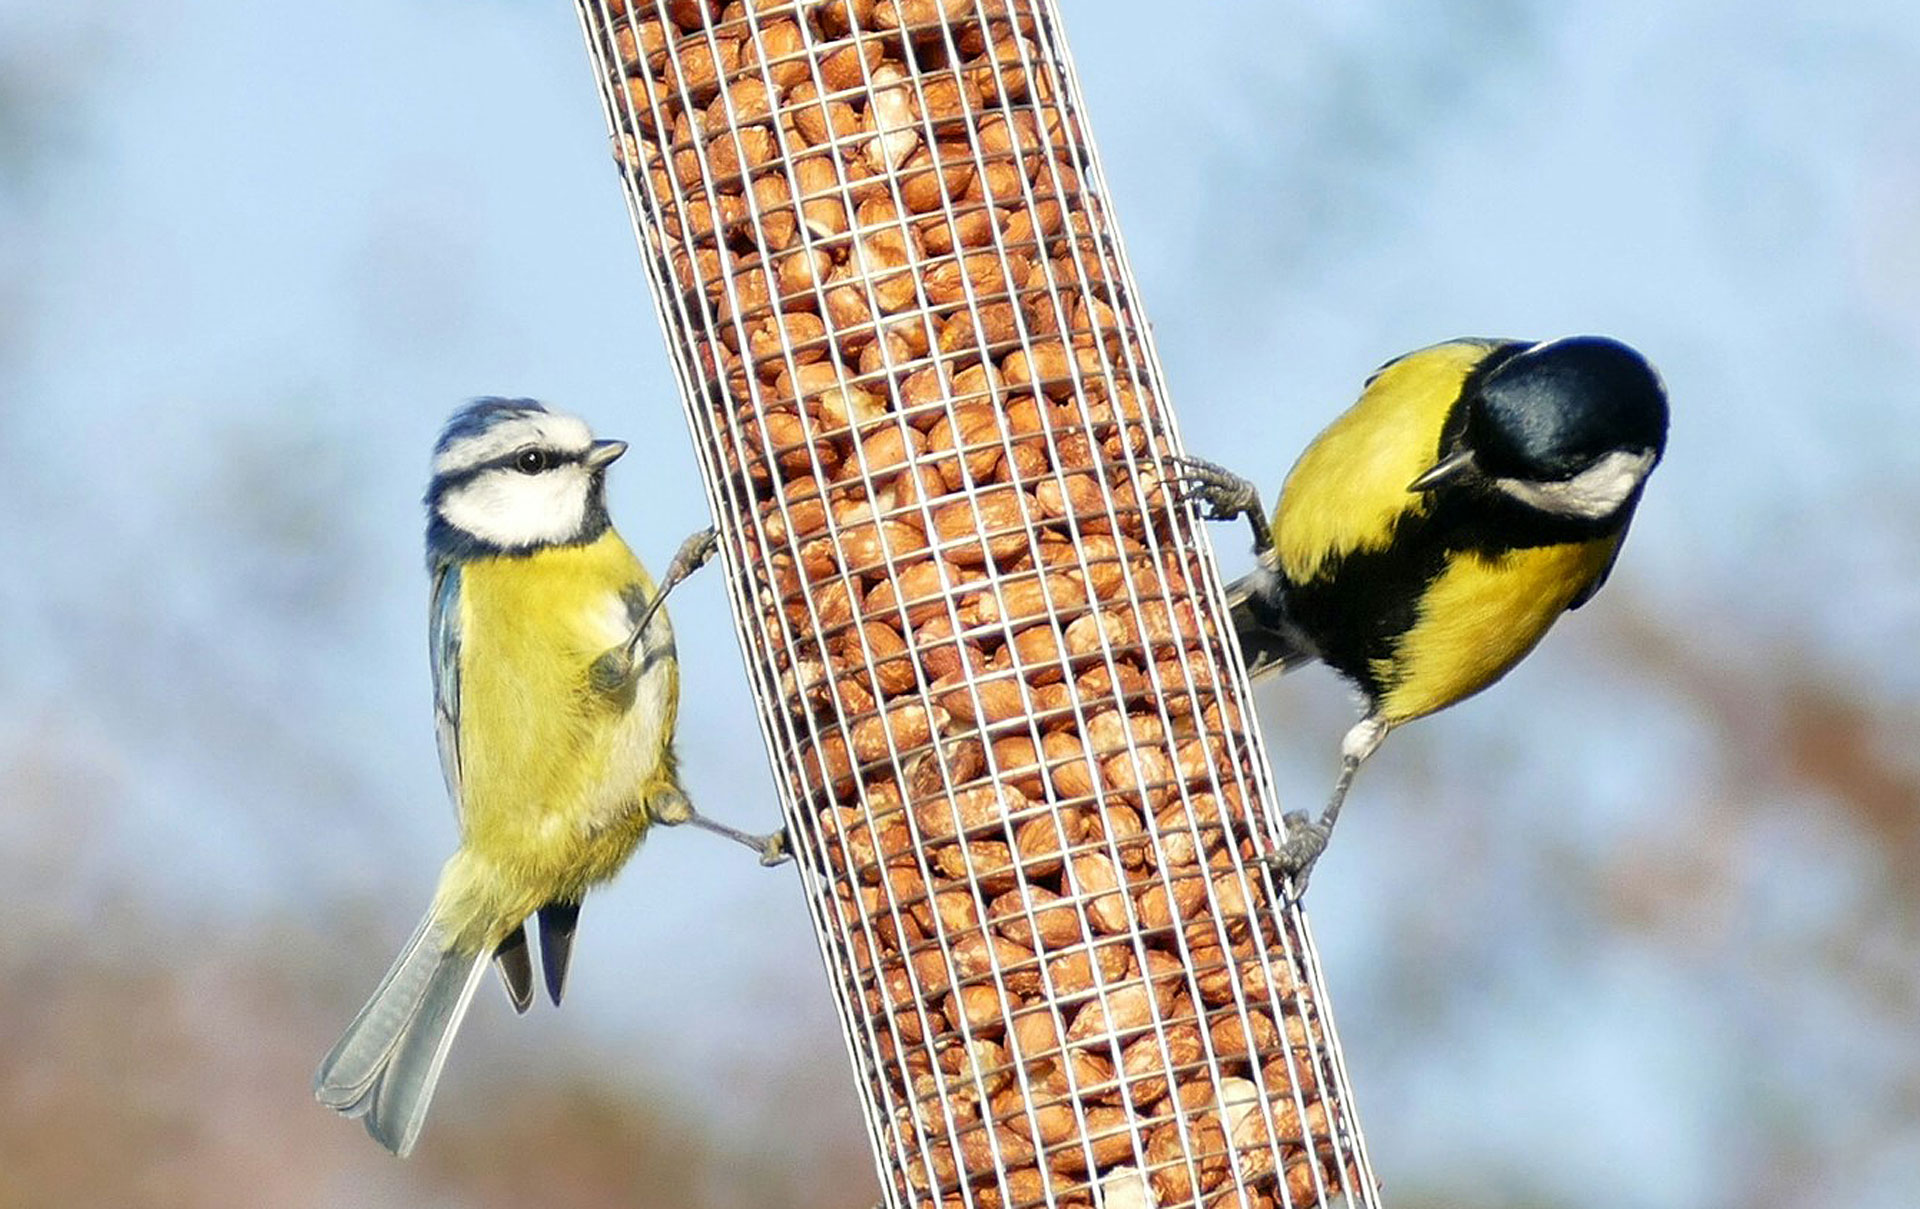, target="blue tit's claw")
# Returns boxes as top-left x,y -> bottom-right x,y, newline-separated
757,828 -> 793,867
